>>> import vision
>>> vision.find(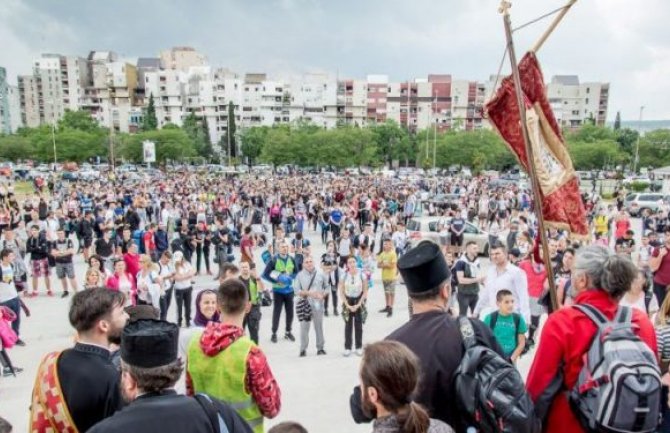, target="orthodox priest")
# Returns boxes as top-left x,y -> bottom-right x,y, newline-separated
89,319 -> 253,433
30,288 -> 128,433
